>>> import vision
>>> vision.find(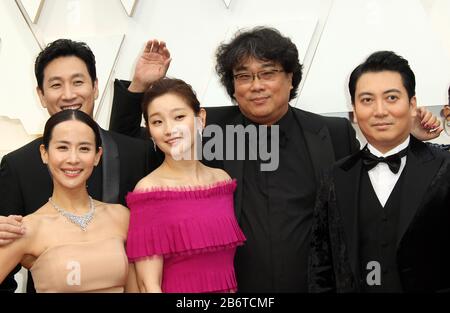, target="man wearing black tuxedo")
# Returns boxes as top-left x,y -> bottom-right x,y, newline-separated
309,51 -> 450,293
109,28 -> 441,292
0,39 -> 163,292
